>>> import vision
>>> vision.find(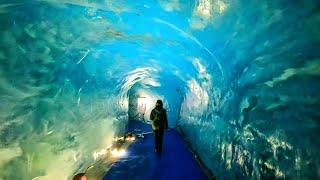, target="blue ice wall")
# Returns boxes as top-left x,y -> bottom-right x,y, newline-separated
0,0 -> 319,179
179,0 -> 320,179
0,2 -> 132,179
